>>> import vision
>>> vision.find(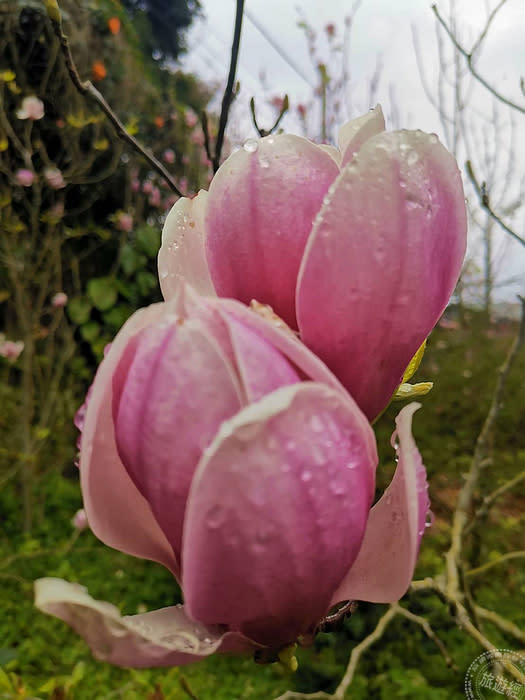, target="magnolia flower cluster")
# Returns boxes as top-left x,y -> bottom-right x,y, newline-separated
35,106 -> 467,669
